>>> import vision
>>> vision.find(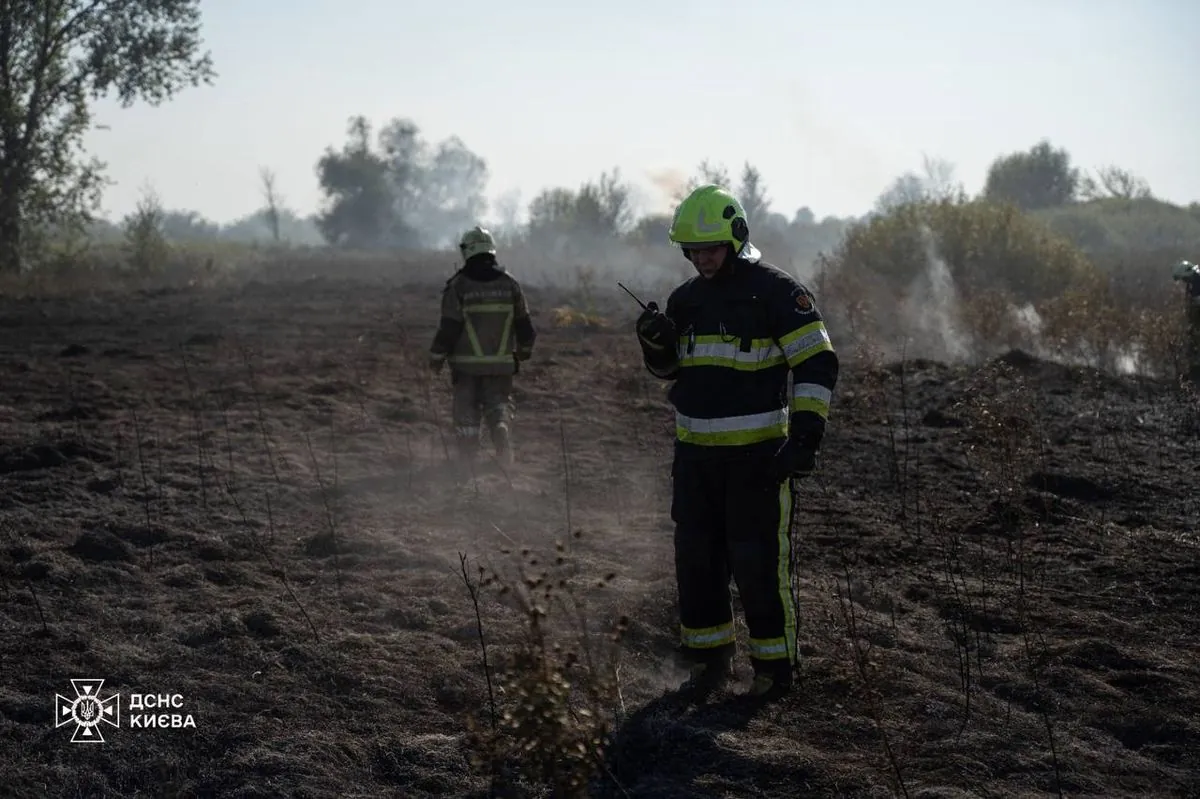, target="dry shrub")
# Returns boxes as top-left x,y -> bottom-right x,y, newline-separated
550,306 -> 608,330
810,197 -> 1197,376
830,199 -> 1094,302
463,541 -> 626,798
